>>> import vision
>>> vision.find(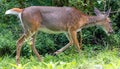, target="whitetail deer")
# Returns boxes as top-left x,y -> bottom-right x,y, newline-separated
5,6 -> 113,65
